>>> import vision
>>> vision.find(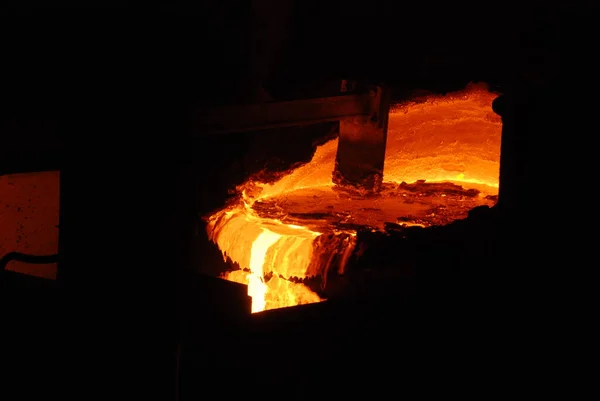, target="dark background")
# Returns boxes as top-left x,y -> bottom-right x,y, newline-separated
1,1 -> 563,104
1,1 -> 597,399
